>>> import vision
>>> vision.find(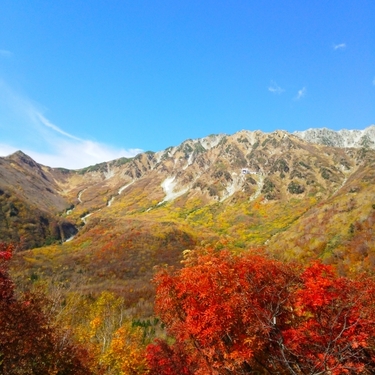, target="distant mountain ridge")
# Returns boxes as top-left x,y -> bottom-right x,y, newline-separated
2,125 -> 375,300
294,125 -> 375,149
